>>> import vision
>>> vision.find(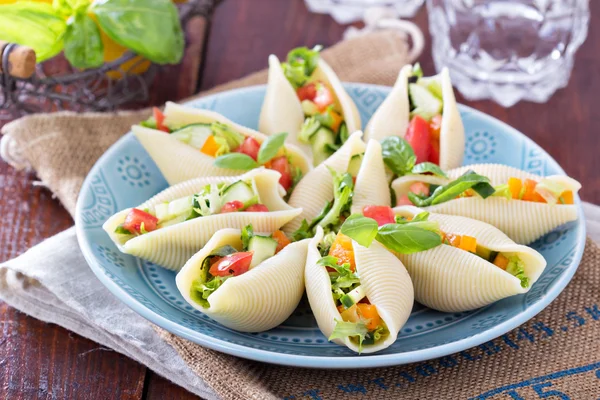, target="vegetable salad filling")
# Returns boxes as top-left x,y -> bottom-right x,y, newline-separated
141,109 -> 302,193
115,179 -> 269,236
317,234 -> 389,351
397,171 -> 575,207
282,46 -> 349,165
189,225 -> 291,308
405,64 -> 444,165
